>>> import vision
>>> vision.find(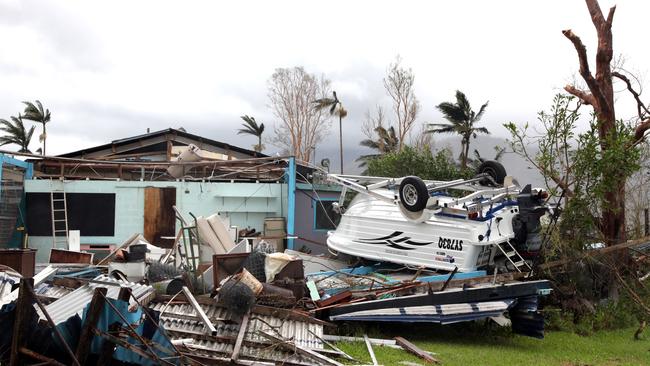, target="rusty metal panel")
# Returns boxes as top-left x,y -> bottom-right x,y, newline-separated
48,248 -> 93,264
